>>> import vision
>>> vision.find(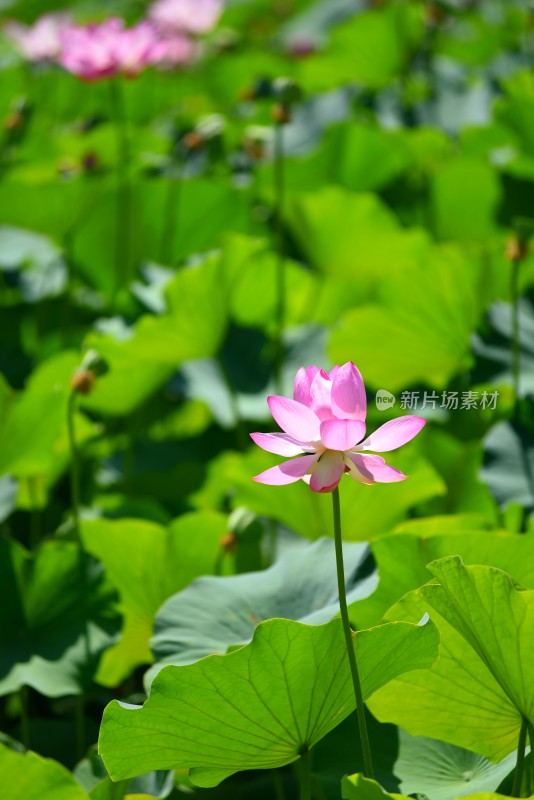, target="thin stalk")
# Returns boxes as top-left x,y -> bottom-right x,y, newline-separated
67,392 -> 81,543
218,356 -> 247,451
109,80 -> 132,307
273,123 -> 286,395
249,162 -> 261,236
268,518 -> 278,567
311,774 -> 328,800
213,548 -> 225,576
299,749 -> 311,800
159,161 -> 185,265
512,717 -> 528,797
112,781 -> 126,800
19,685 -> 30,750
67,391 -> 89,759
527,722 -> 534,797
332,487 -> 374,779
75,694 -> 86,761
511,257 -> 521,404
27,476 -> 40,550
272,768 -> 286,800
